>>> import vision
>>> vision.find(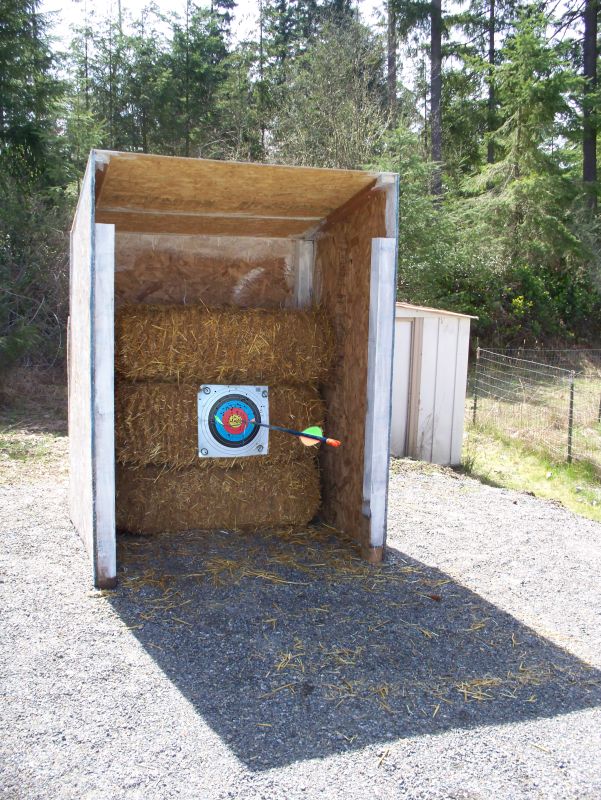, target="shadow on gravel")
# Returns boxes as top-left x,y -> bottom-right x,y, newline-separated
109,526 -> 601,771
